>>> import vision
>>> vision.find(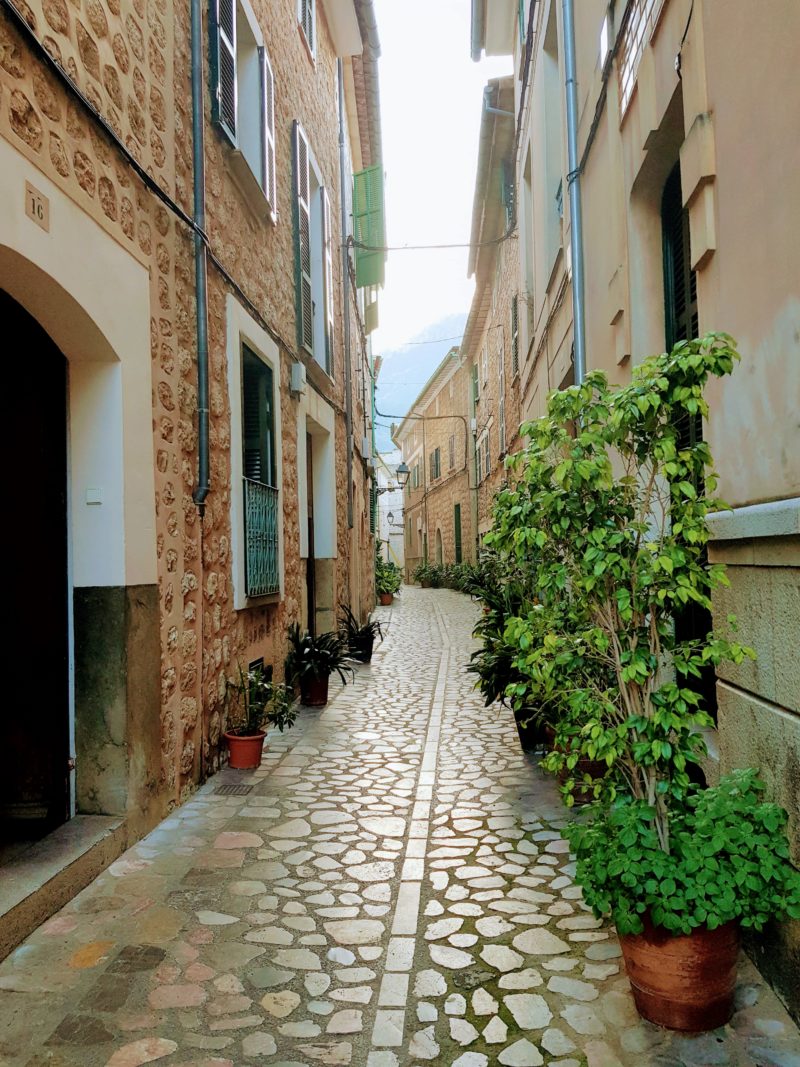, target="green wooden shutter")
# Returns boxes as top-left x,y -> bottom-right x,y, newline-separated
242,346 -> 275,486
353,165 -> 386,288
293,122 -> 313,355
261,48 -> 276,211
471,363 -> 479,406
322,187 -> 334,374
454,503 -> 462,563
210,0 -> 237,145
